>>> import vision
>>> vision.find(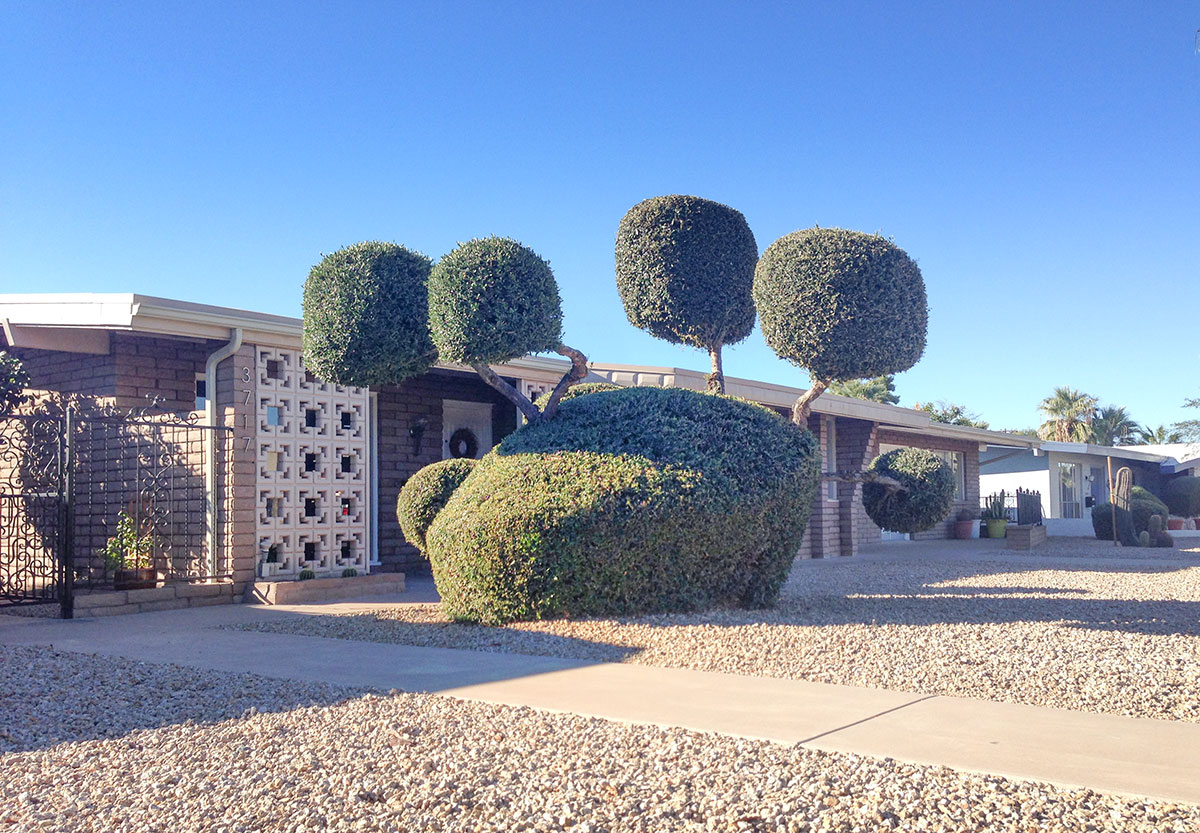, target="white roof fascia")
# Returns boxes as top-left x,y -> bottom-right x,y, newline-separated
1037,441 -> 1171,464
